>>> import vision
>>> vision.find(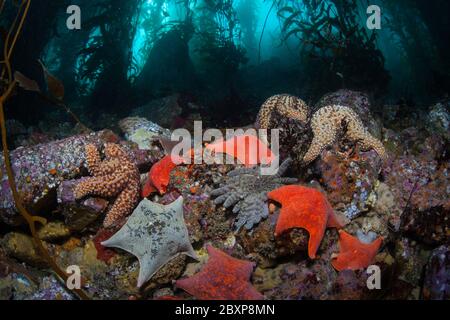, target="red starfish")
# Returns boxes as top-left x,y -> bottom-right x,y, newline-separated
142,155 -> 178,196
331,230 -> 383,271
93,228 -> 116,263
175,245 -> 264,300
205,133 -> 274,167
267,185 -> 344,259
